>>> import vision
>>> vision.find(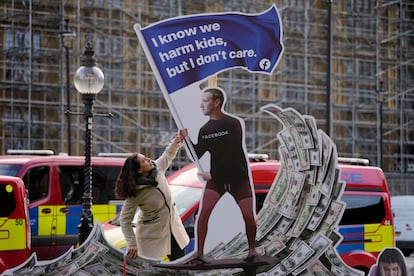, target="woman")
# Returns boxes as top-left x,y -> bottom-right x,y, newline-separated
114,129 -> 190,261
